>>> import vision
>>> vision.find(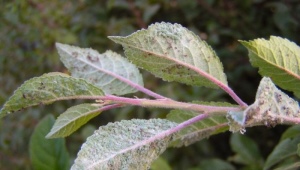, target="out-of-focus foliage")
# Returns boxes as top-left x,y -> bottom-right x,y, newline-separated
30,114 -> 70,170
0,0 -> 299,169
